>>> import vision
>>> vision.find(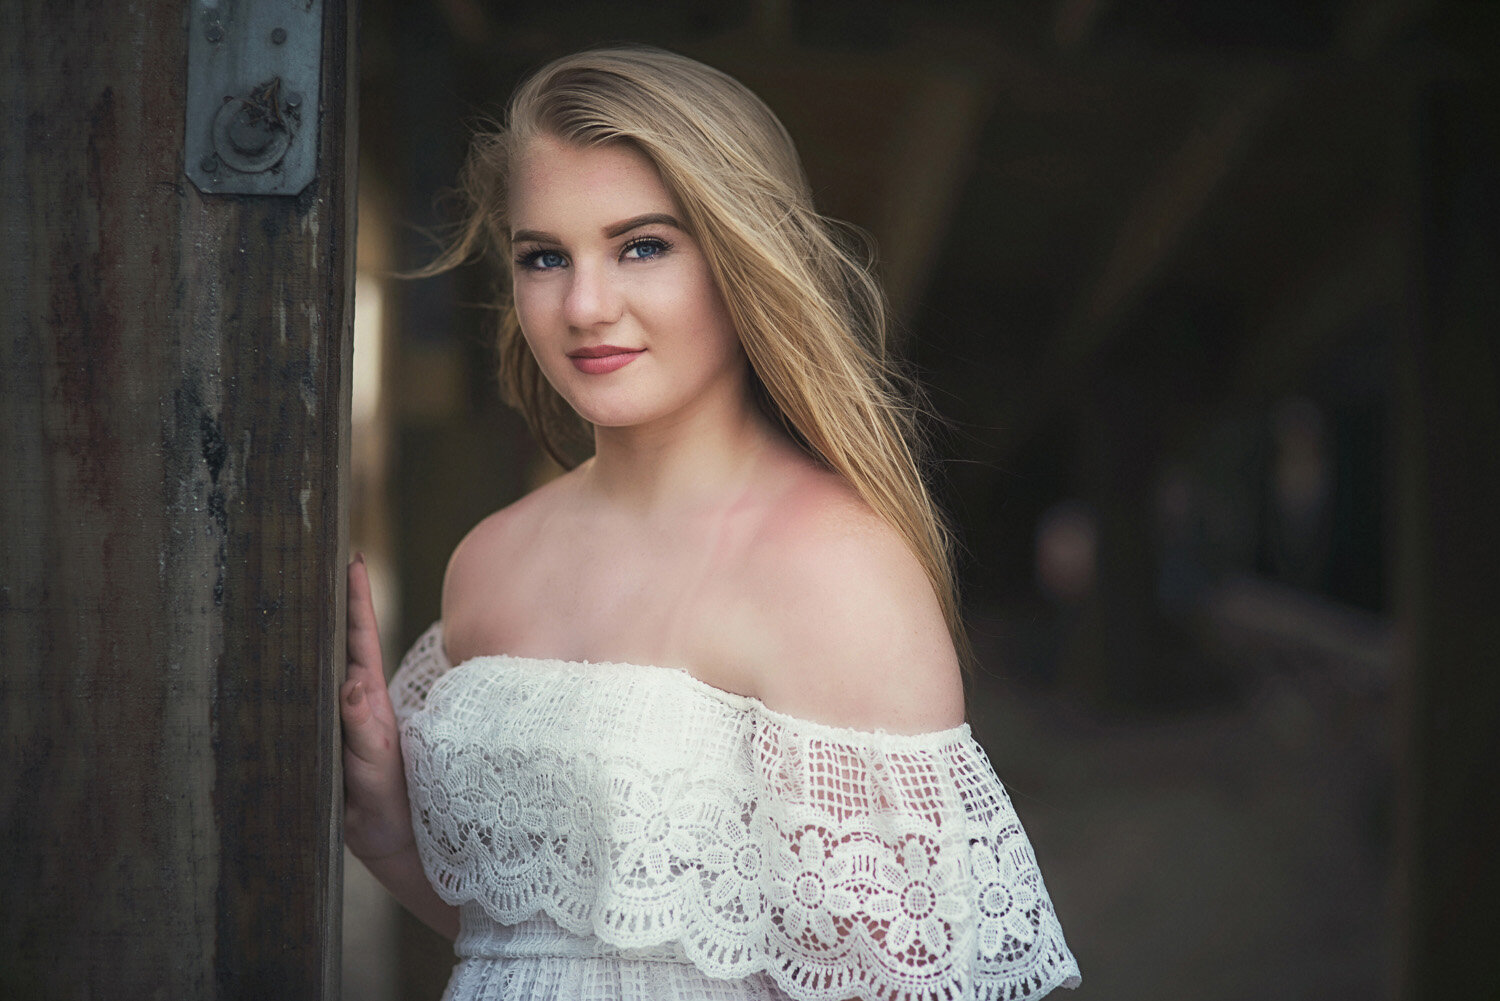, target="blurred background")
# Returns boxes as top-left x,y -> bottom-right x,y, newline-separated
344,2 -> 1499,999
